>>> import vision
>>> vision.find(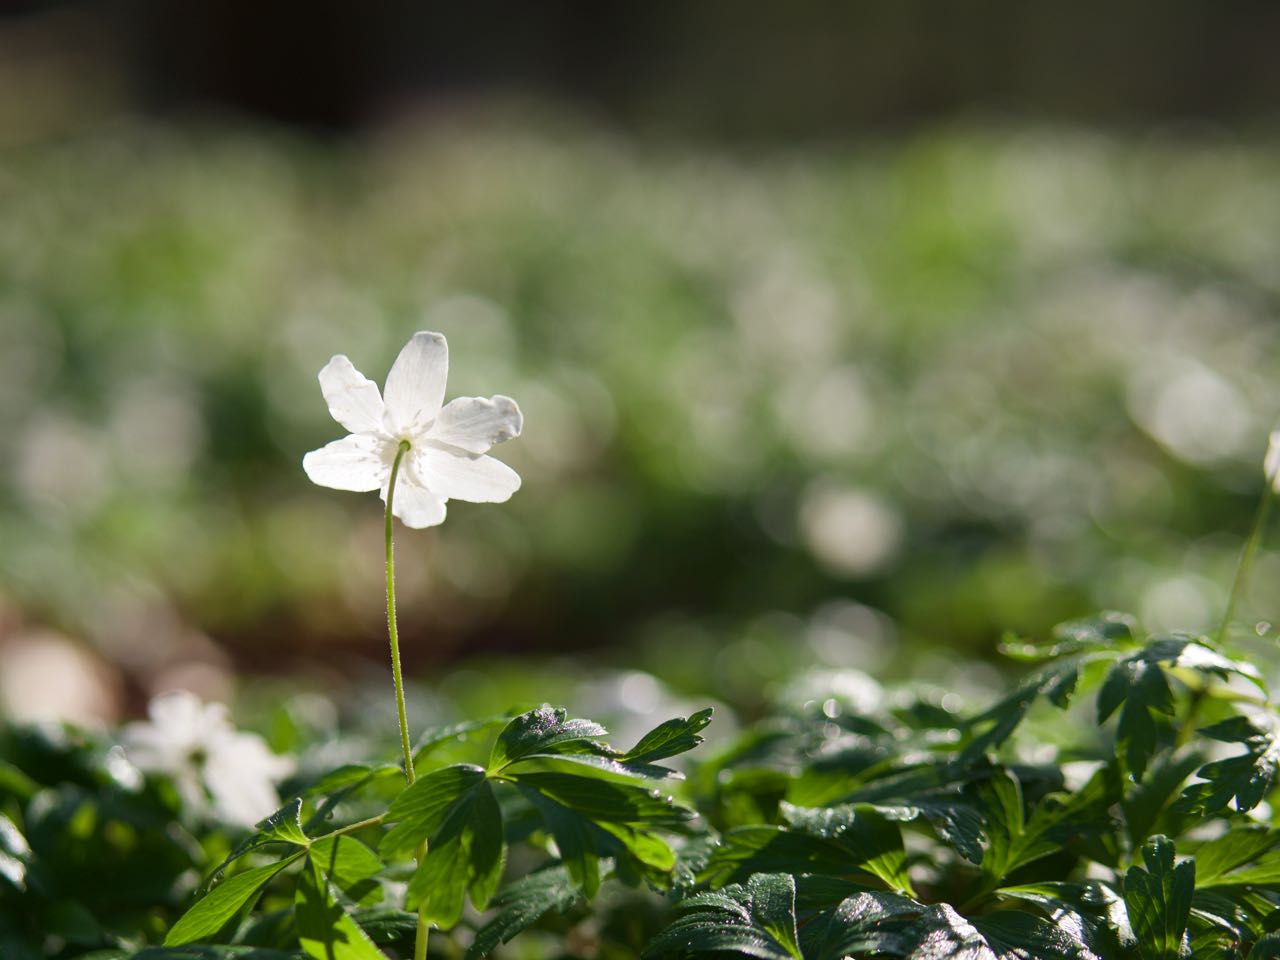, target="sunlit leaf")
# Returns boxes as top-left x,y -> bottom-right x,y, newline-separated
164,853 -> 304,946
1124,835 -> 1194,960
